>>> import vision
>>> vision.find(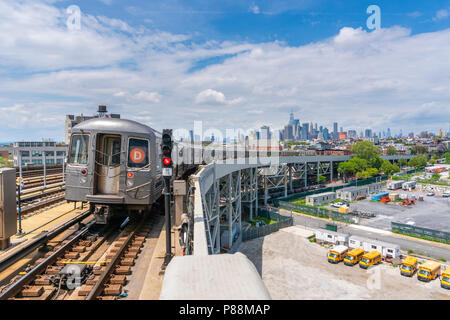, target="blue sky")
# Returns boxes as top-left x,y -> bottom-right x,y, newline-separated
0,0 -> 450,141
